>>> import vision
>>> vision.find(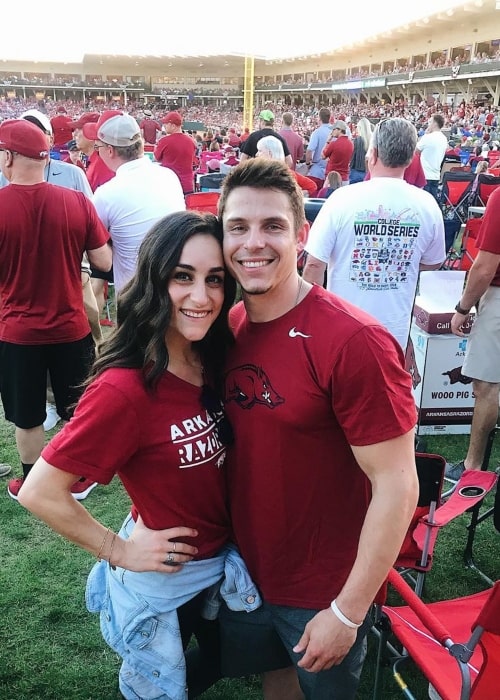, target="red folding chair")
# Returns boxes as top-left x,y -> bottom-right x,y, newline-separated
475,173 -> 500,207
444,216 -> 483,271
394,455 -> 497,596
373,569 -> 500,700
184,192 -> 220,215
487,150 -> 500,167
